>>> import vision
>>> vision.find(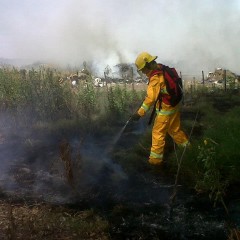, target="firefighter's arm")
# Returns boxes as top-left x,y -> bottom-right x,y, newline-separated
137,76 -> 160,117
